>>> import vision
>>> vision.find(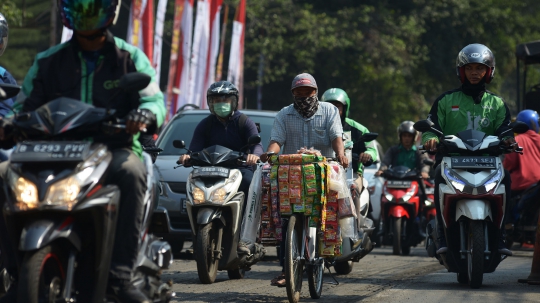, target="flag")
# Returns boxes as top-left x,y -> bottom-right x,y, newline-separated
165,0 -> 194,120
227,0 -> 246,108
187,0 -> 211,108
215,4 -> 228,82
153,0 -> 168,85
202,0 -> 223,109
127,0 -> 153,61
142,0 -> 155,63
